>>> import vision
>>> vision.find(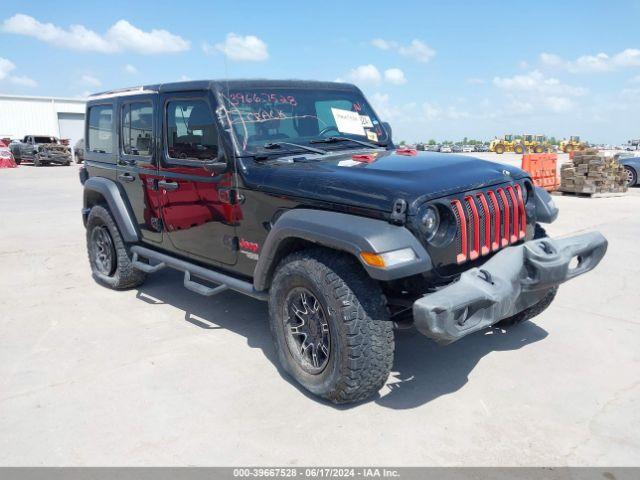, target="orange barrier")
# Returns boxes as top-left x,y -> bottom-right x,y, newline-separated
521,153 -> 558,191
